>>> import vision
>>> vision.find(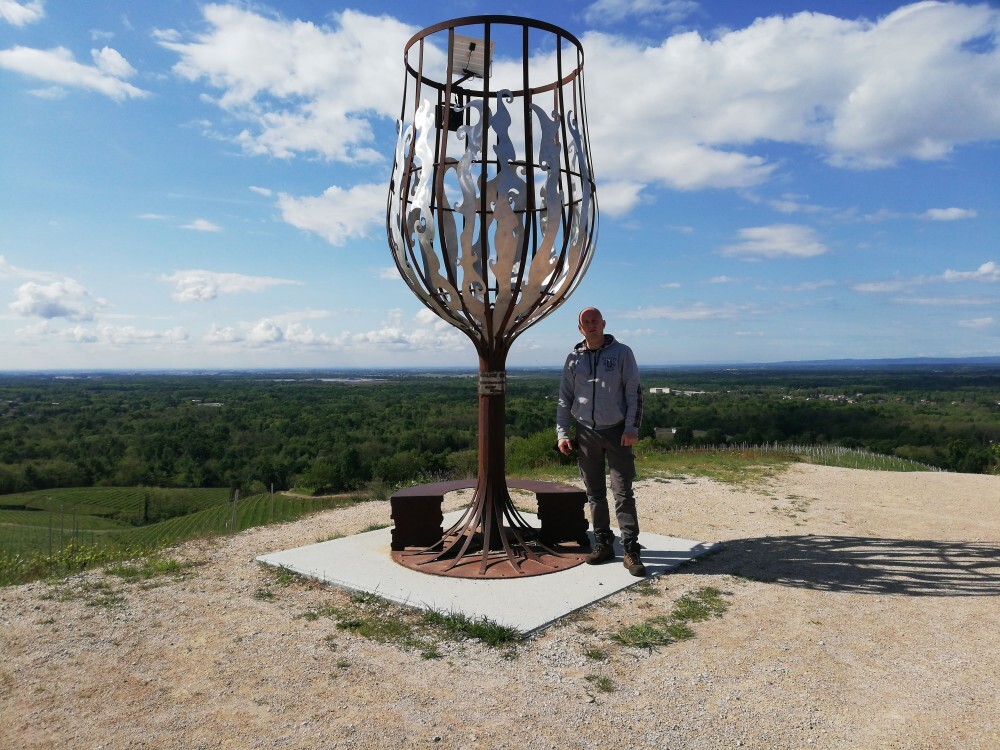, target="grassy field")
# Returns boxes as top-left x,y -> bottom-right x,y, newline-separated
0,486 -> 364,585
0,446 -> 937,586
